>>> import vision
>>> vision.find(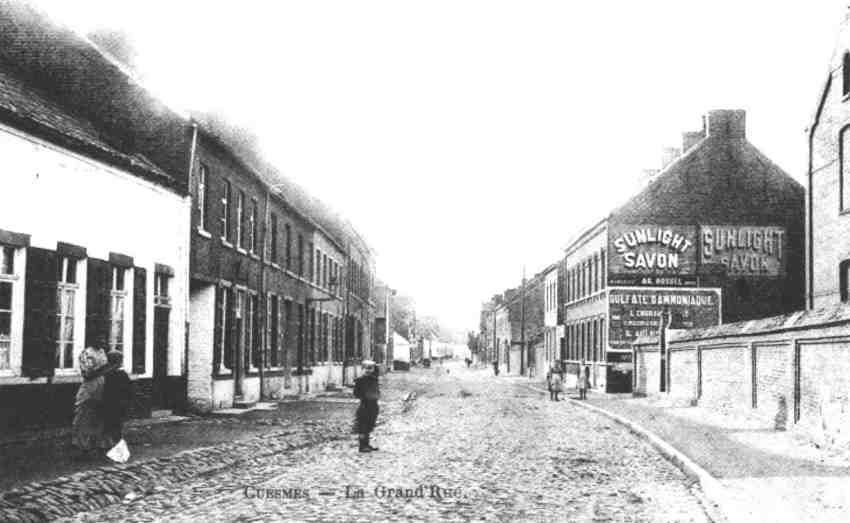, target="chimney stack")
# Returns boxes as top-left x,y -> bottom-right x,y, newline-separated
706,109 -> 746,139
682,130 -> 705,152
660,147 -> 681,169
